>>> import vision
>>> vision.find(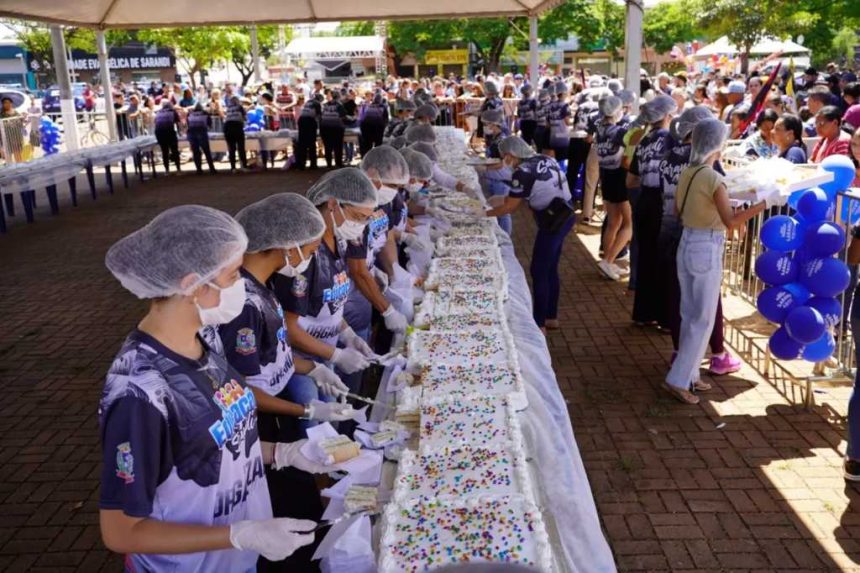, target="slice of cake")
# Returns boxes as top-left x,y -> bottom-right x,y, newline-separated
415,362 -> 527,411
407,330 -> 512,370
419,395 -> 518,450
318,436 -> 361,465
343,485 -> 378,513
